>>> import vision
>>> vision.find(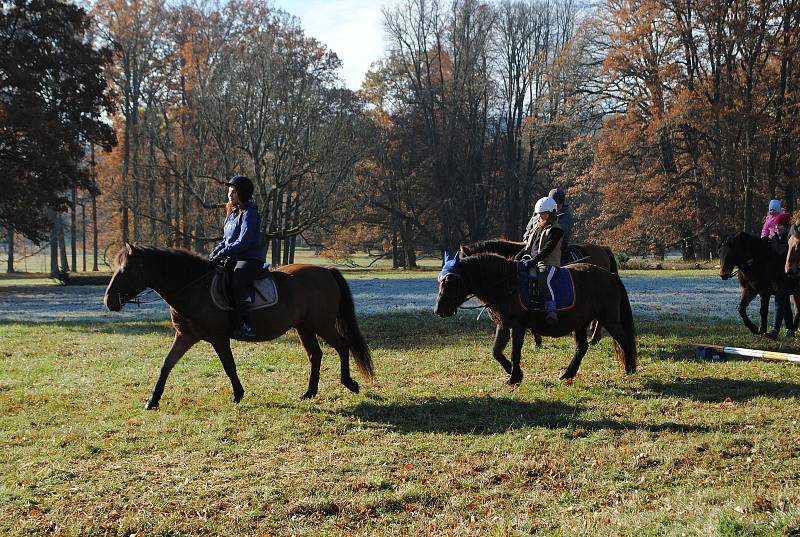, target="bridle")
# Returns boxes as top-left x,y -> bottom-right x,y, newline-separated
438,267 -> 517,312
113,263 -> 222,308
